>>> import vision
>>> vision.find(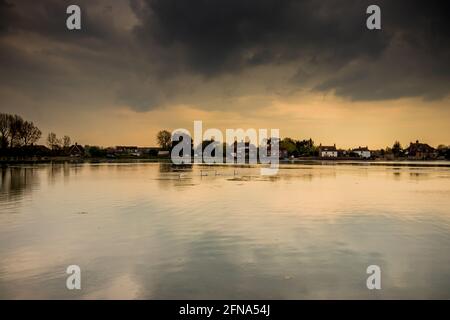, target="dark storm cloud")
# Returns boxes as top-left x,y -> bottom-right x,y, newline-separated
0,0 -> 144,110
0,0 -> 449,112
0,0 -> 115,40
132,0 -> 450,101
134,0 -> 389,75
310,0 -> 450,101
0,0 -> 13,33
